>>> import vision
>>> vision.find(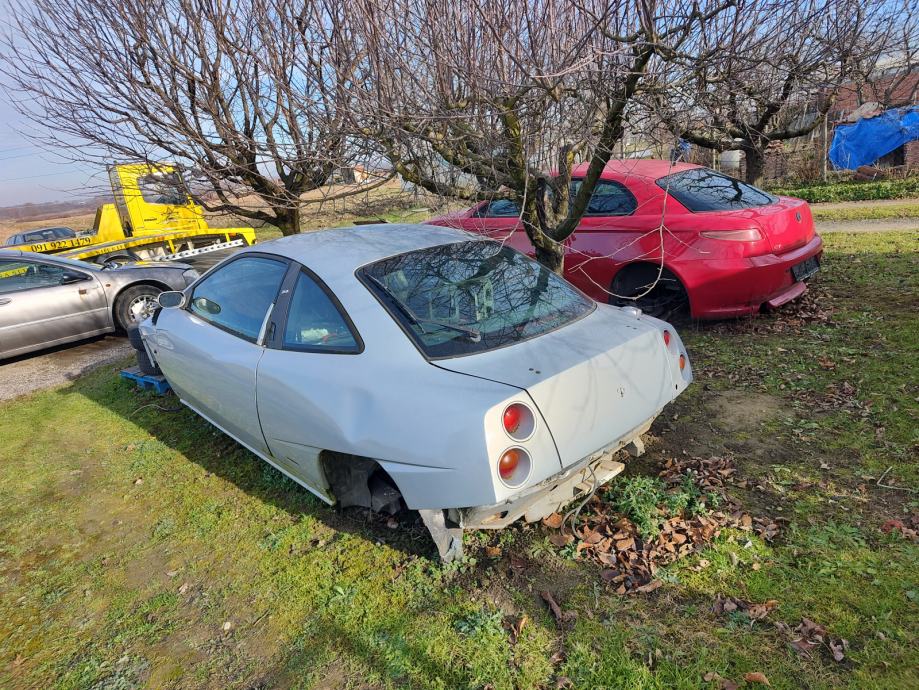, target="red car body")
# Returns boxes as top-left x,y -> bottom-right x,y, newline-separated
426,160 -> 823,319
